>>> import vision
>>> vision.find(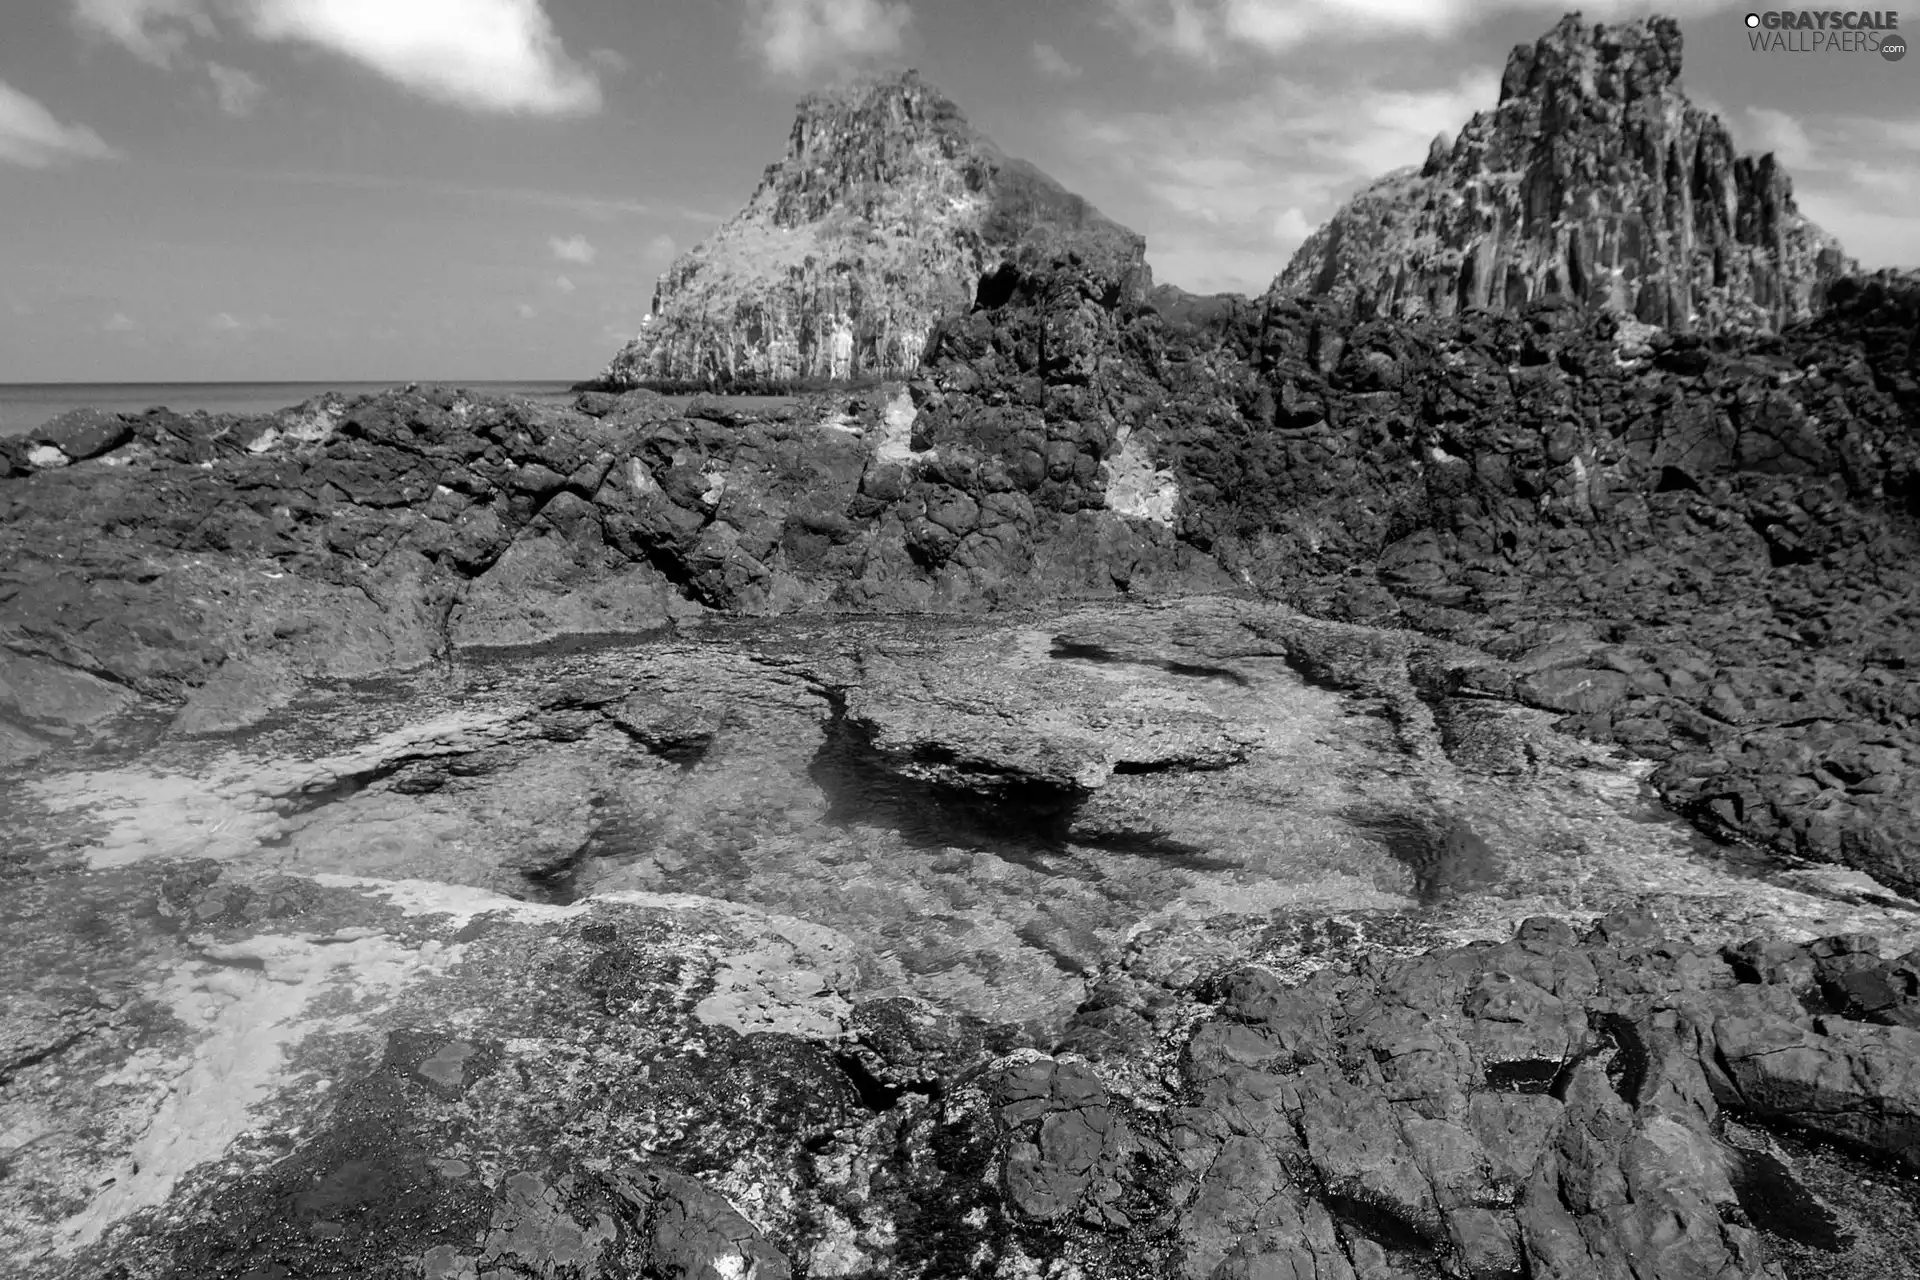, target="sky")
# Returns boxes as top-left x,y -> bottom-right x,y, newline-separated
0,0 -> 1913,383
